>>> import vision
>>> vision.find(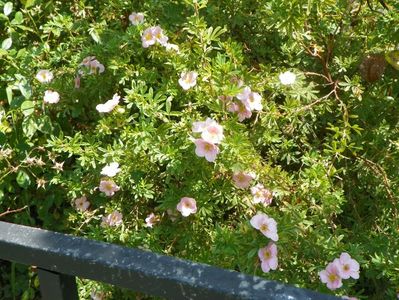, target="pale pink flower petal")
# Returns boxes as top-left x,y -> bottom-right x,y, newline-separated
232,171 -> 255,189
145,213 -> 159,228
101,162 -> 121,177
250,184 -> 273,206
99,179 -> 120,197
250,213 -> 278,241
200,120 -> 224,144
337,252 -> 360,280
194,138 -> 219,162
176,197 -> 197,217
179,71 -> 198,90
36,70 -> 53,83
102,210 -> 123,227
129,12 -> 145,25
43,90 -> 60,104
74,196 -> 90,212
319,261 -> 343,290
258,242 -> 278,273
96,93 -> 120,113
